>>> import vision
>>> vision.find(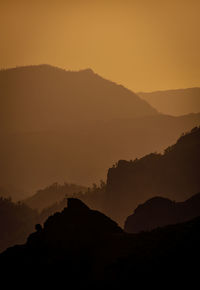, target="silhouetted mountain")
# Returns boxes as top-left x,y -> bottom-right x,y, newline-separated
0,198 -> 123,287
2,116 -> 200,199
1,65 -> 200,199
0,182 -> 107,252
28,198 -> 122,245
0,181 -> 106,252
24,182 -> 87,211
124,192 -> 200,233
0,197 -> 38,253
0,64 -> 157,133
2,127 -> 199,254
105,126 -> 200,224
1,199 -> 200,287
138,87 -> 200,116
38,181 -> 107,223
